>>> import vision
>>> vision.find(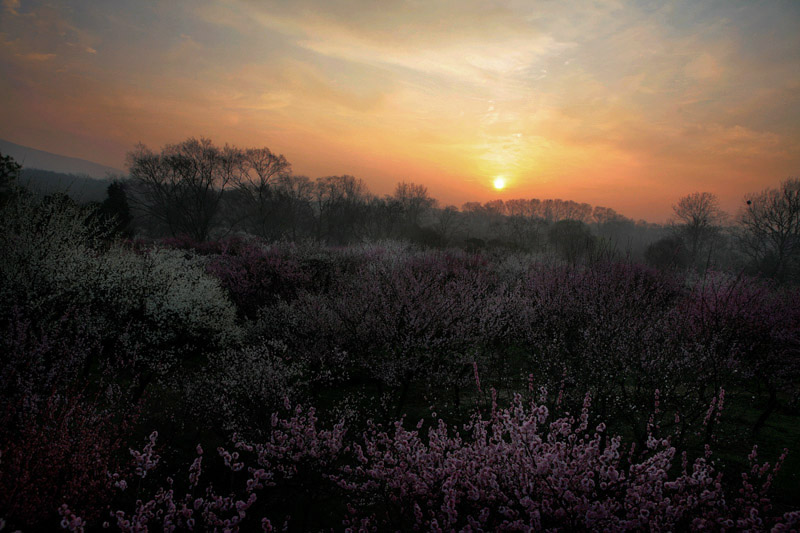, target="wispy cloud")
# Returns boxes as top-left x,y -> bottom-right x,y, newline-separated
17,51 -> 55,61
2,0 -> 19,15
